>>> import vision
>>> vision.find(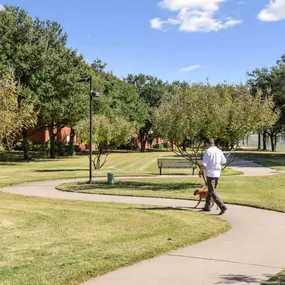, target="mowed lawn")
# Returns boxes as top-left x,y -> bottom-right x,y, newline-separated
58,173 -> 285,213
0,151 -> 240,188
0,192 -> 229,285
0,151 -> 234,285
